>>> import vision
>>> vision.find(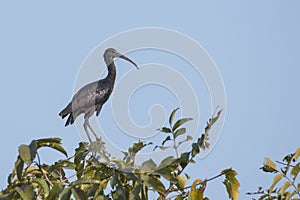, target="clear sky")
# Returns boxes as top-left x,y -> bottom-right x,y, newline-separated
0,1 -> 300,199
